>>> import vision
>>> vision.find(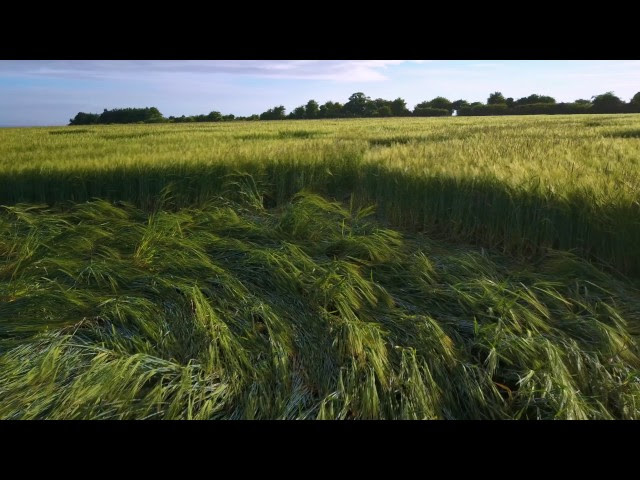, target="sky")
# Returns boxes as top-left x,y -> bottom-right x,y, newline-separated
1,60 -> 639,126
